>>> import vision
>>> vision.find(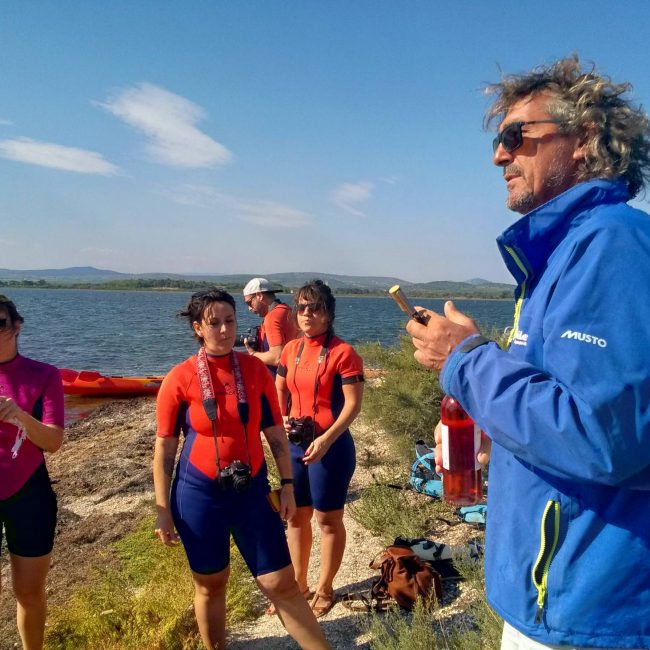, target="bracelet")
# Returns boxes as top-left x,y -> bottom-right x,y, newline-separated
280,478 -> 294,486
